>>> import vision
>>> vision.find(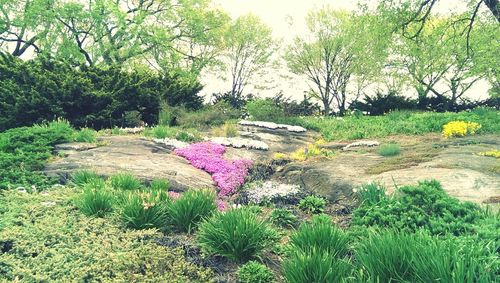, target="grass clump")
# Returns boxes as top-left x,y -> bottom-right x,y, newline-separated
237,261 -> 274,283
355,182 -> 387,205
109,172 -> 142,190
378,143 -> 401,156
269,208 -> 298,228
168,189 -> 217,233
197,208 -> 278,262
149,178 -> 170,190
151,125 -> 176,139
283,250 -> 352,283
298,195 -> 327,214
120,188 -> 170,229
75,180 -> 114,217
73,128 -> 97,143
72,170 -> 101,187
